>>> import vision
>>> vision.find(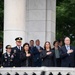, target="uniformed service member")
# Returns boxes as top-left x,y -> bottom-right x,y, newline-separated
12,37 -> 23,67
1,45 -> 14,67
